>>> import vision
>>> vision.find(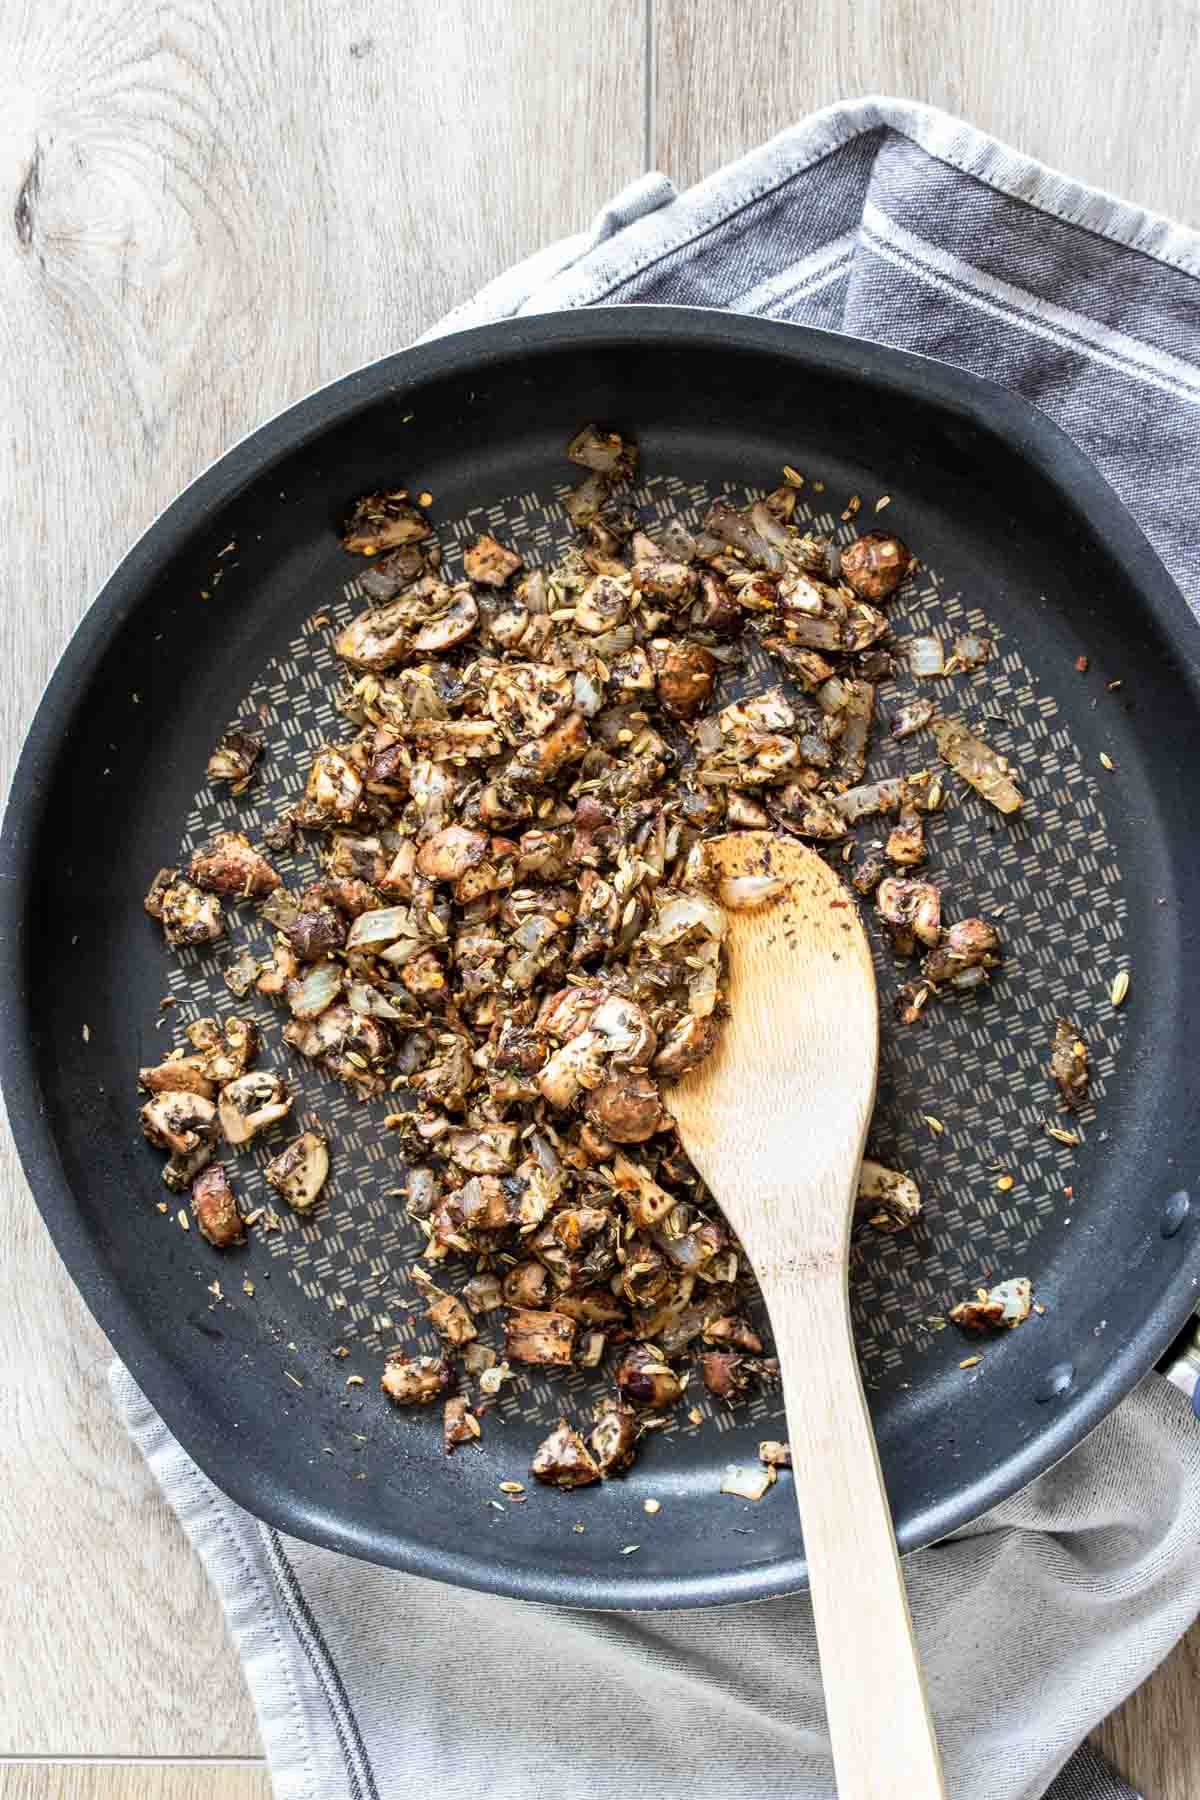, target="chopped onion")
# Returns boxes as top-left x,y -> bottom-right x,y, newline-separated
347,905 -> 414,949
643,891 -> 725,948
718,875 -> 787,911
908,635 -> 945,677
289,960 -> 343,1020
833,778 -> 907,822
346,981 -> 410,1020
721,1464 -> 776,1501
